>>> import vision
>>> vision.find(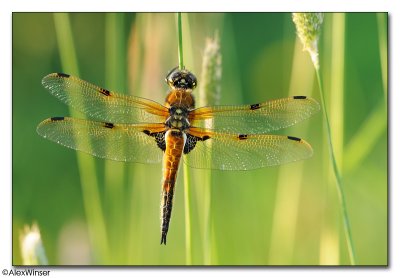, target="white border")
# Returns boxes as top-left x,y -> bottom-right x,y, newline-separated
1,0 -> 398,277
0,0 -> 396,12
